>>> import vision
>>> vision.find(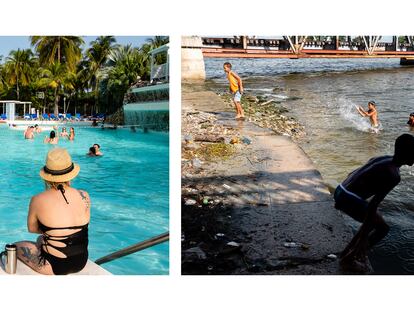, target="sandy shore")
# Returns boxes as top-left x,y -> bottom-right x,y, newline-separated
181,83 -> 373,275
